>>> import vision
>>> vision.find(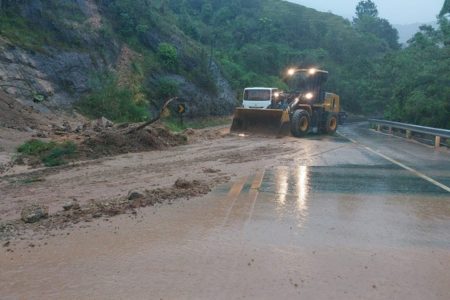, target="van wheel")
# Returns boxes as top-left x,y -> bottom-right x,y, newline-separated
290,110 -> 310,137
